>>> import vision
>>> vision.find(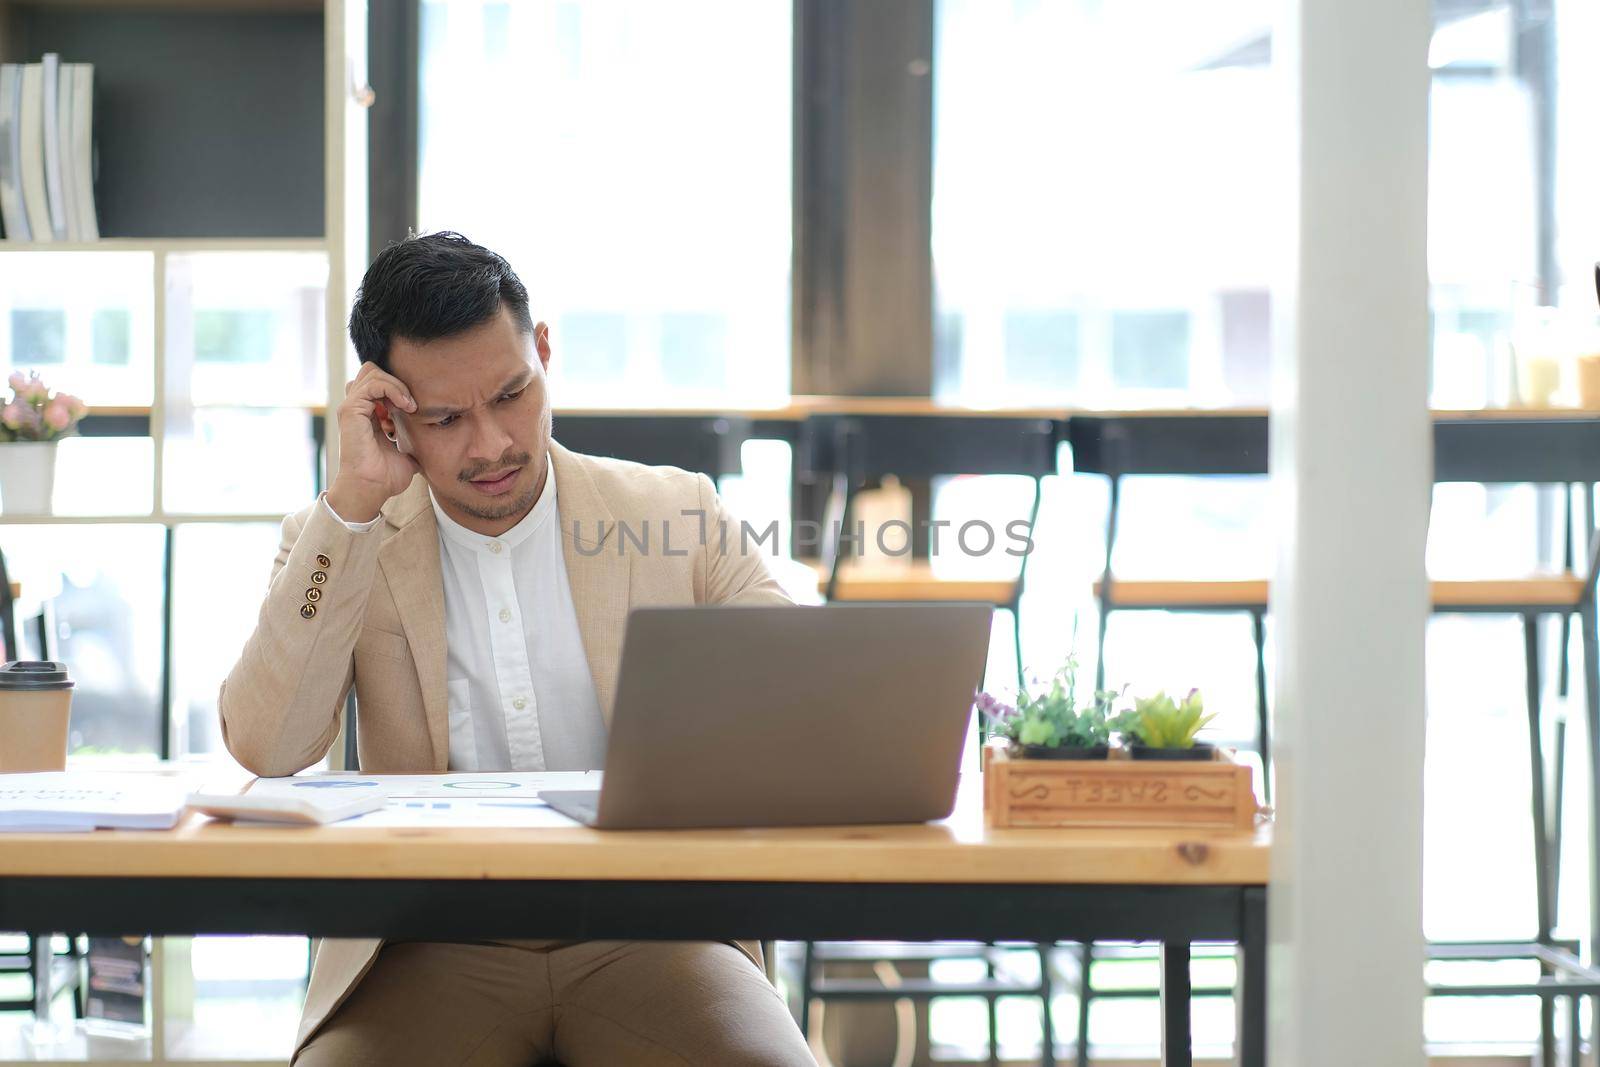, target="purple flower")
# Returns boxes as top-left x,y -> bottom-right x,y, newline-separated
973,690 -> 1017,723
